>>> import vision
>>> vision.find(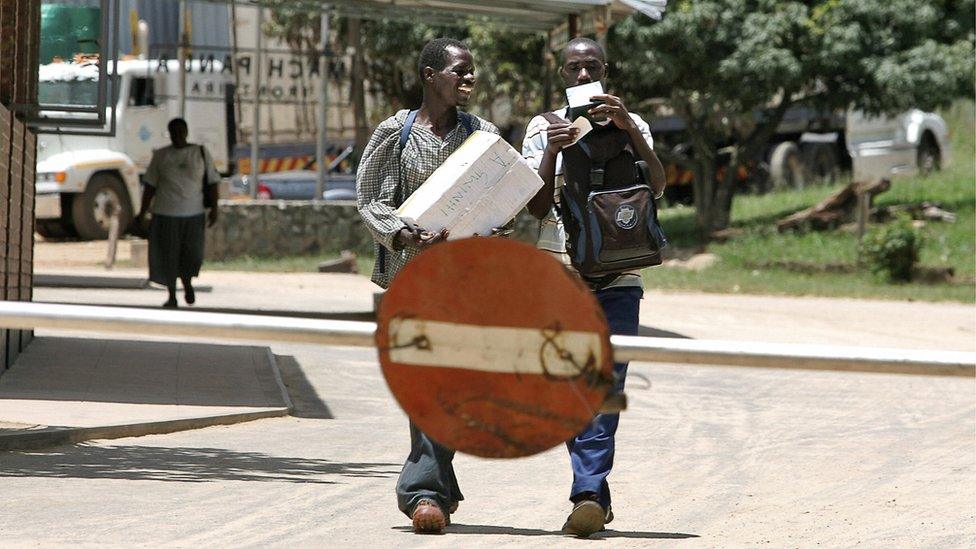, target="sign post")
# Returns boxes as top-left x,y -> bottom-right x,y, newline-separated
376,238 -> 615,458
314,9 -> 329,202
